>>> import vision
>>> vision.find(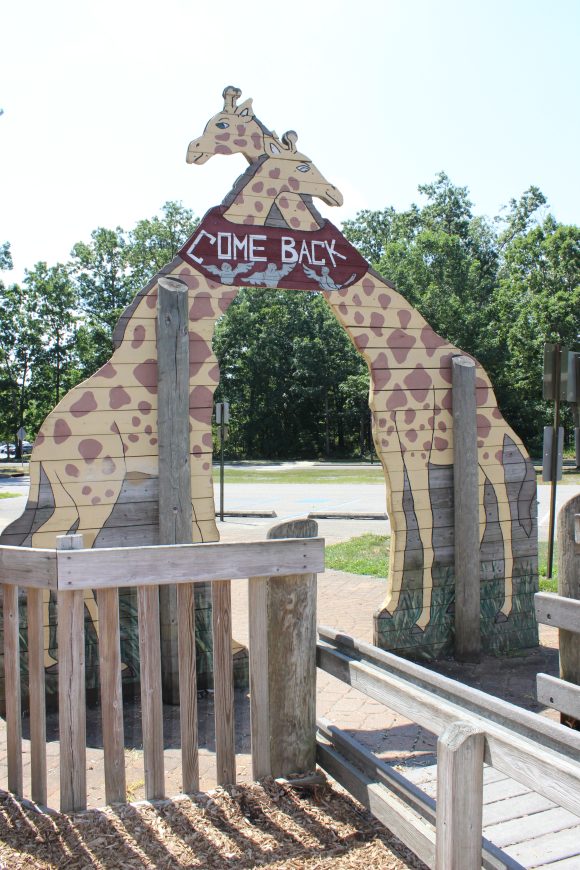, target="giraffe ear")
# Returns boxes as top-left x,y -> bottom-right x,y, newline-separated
236,98 -> 253,118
